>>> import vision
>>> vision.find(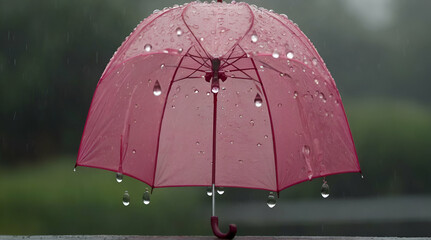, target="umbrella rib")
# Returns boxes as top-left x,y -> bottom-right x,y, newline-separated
257,60 -> 291,79
229,77 -> 258,82
173,60 -> 208,82
220,46 -> 237,68
220,53 -> 247,69
227,68 -> 256,72
224,61 -> 254,80
151,51 -> 189,188
178,66 -> 207,72
188,53 -> 211,69
173,76 -> 205,83
193,48 -> 212,68
250,58 -> 280,194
